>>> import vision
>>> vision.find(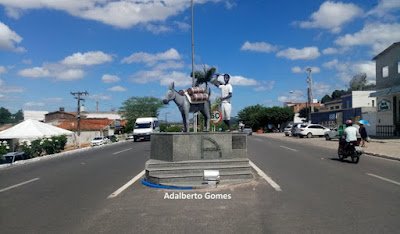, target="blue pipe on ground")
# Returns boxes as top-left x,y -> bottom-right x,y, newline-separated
142,178 -> 193,190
